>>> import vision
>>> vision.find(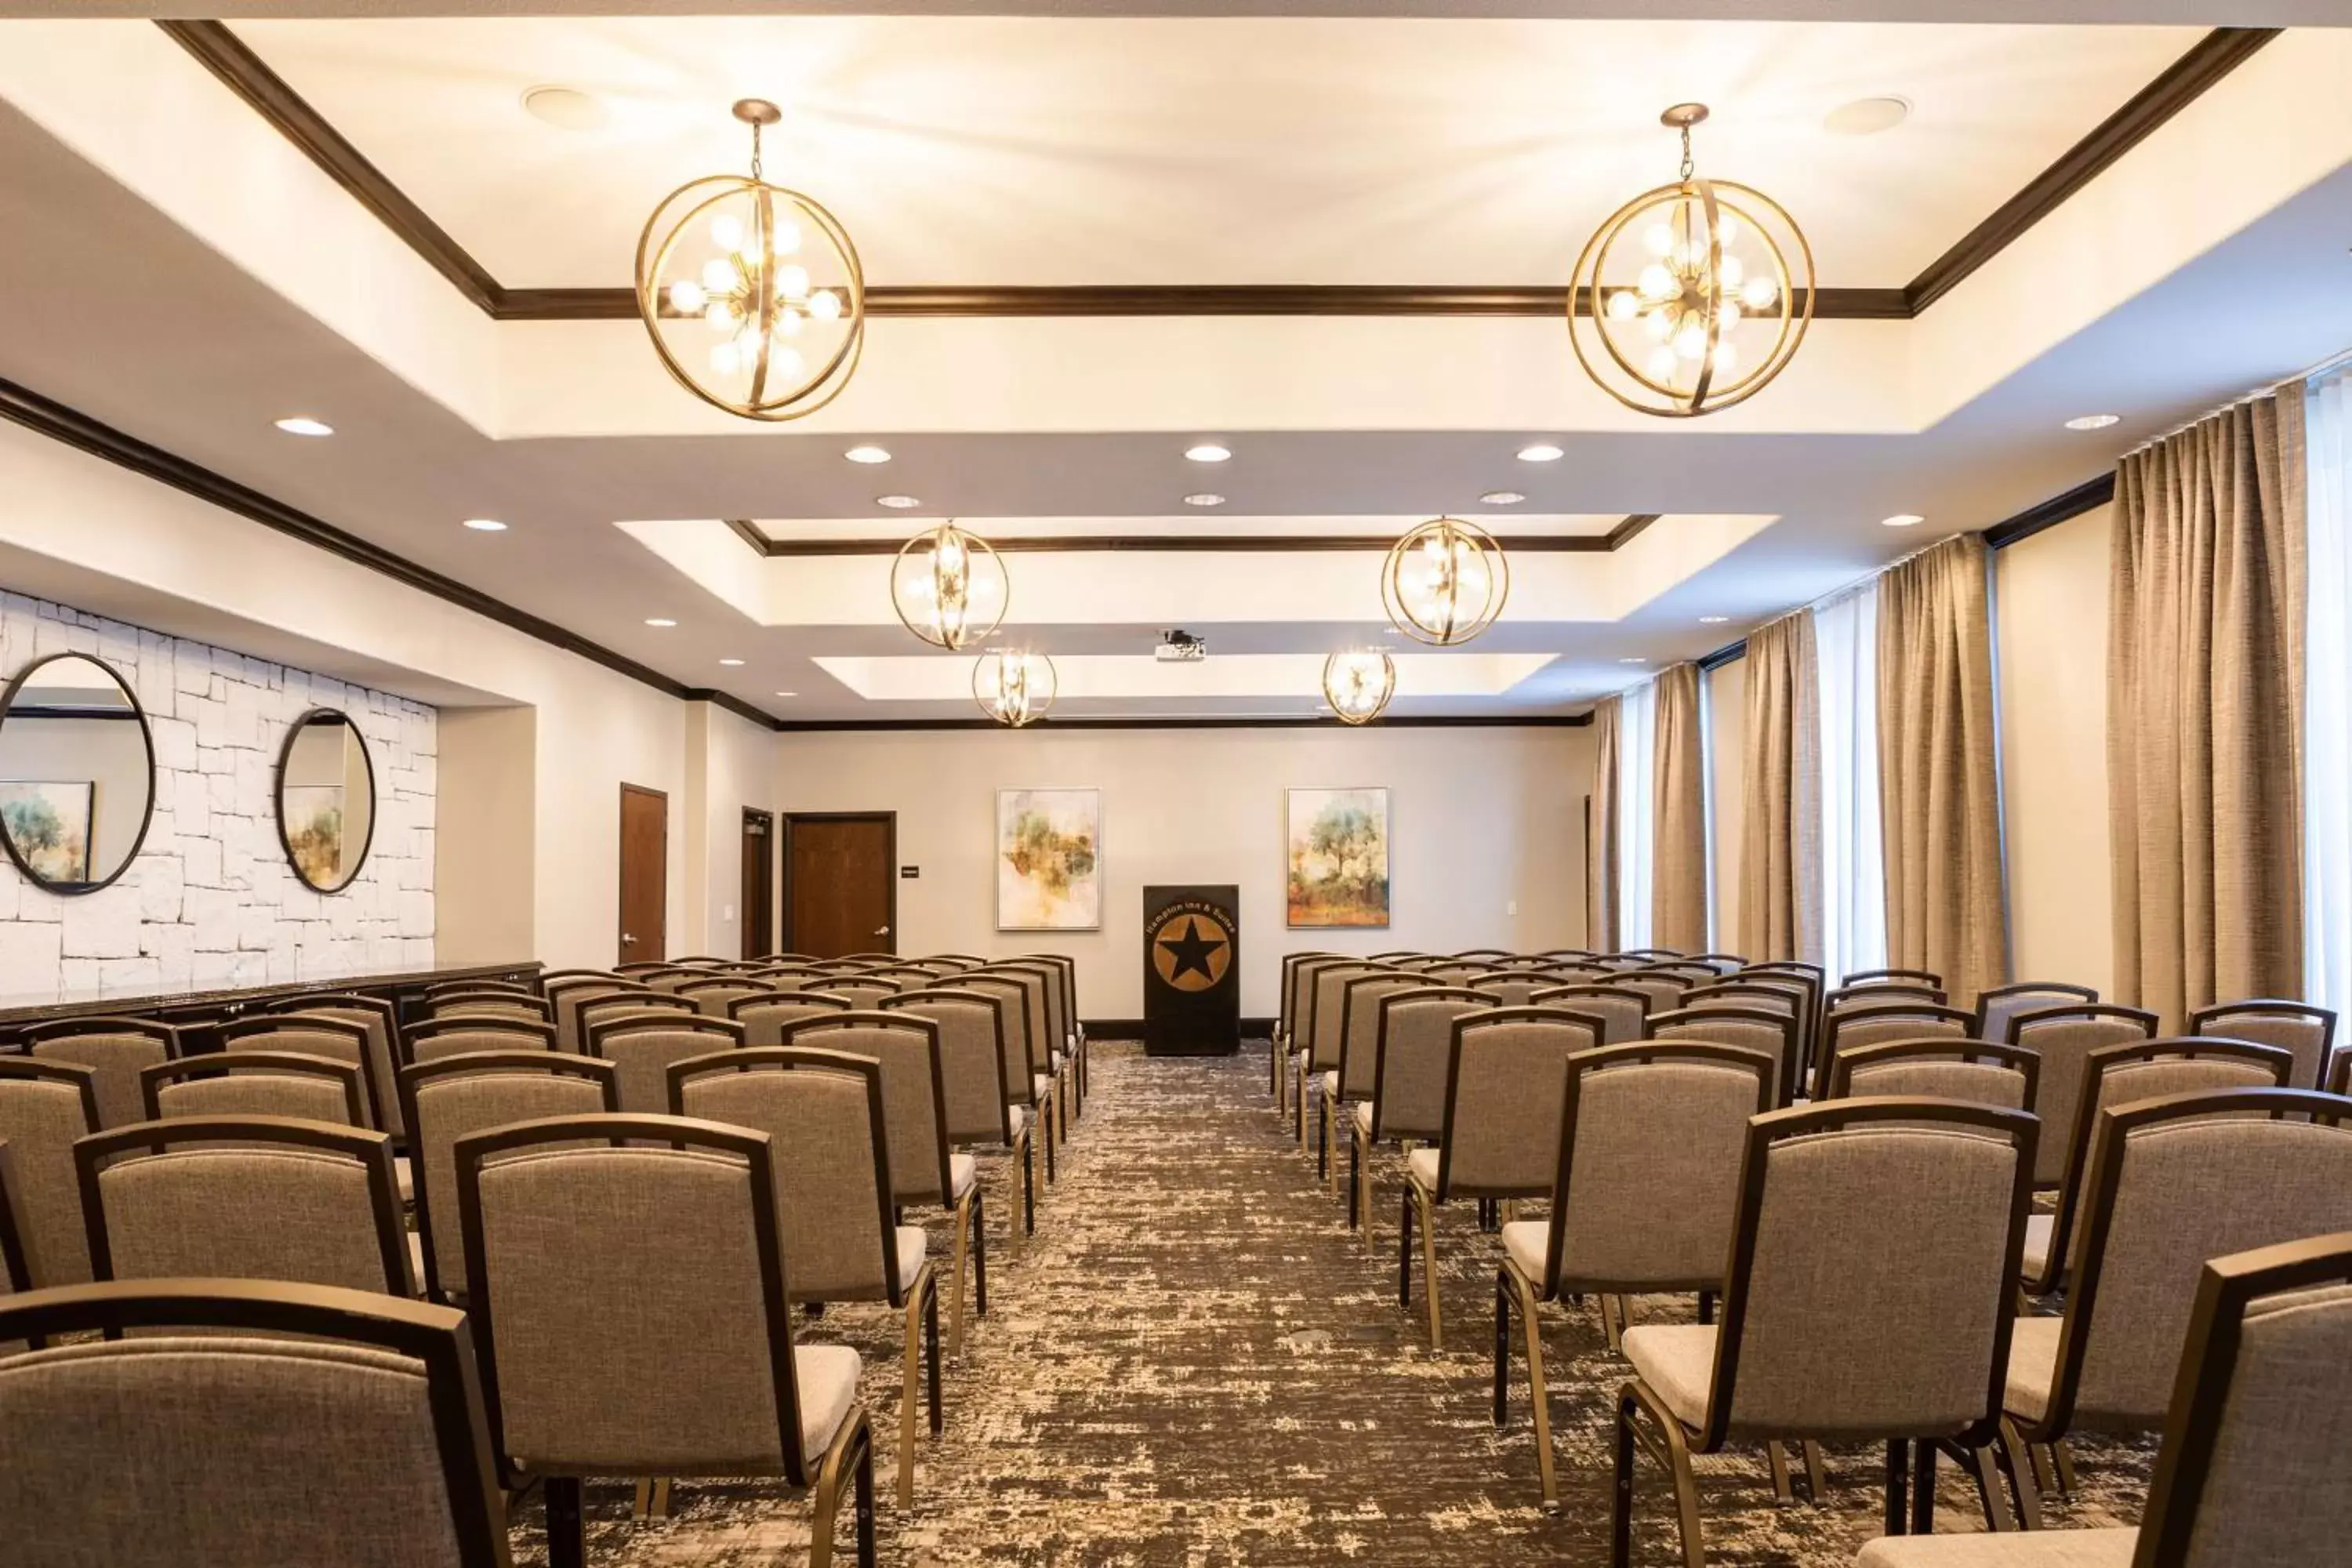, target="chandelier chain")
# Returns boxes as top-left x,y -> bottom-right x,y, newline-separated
750,120 -> 764,183
1678,123 -> 1695,182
